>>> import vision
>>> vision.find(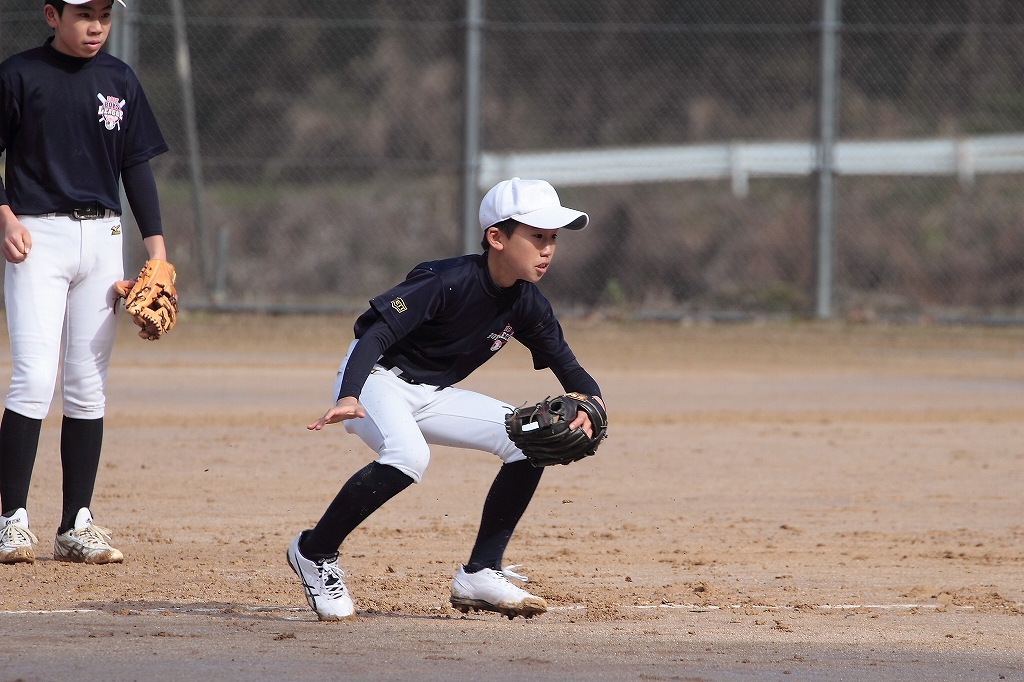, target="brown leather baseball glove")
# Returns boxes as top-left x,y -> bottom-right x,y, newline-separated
114,259 -> 178,340
505,393 -> 608,467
